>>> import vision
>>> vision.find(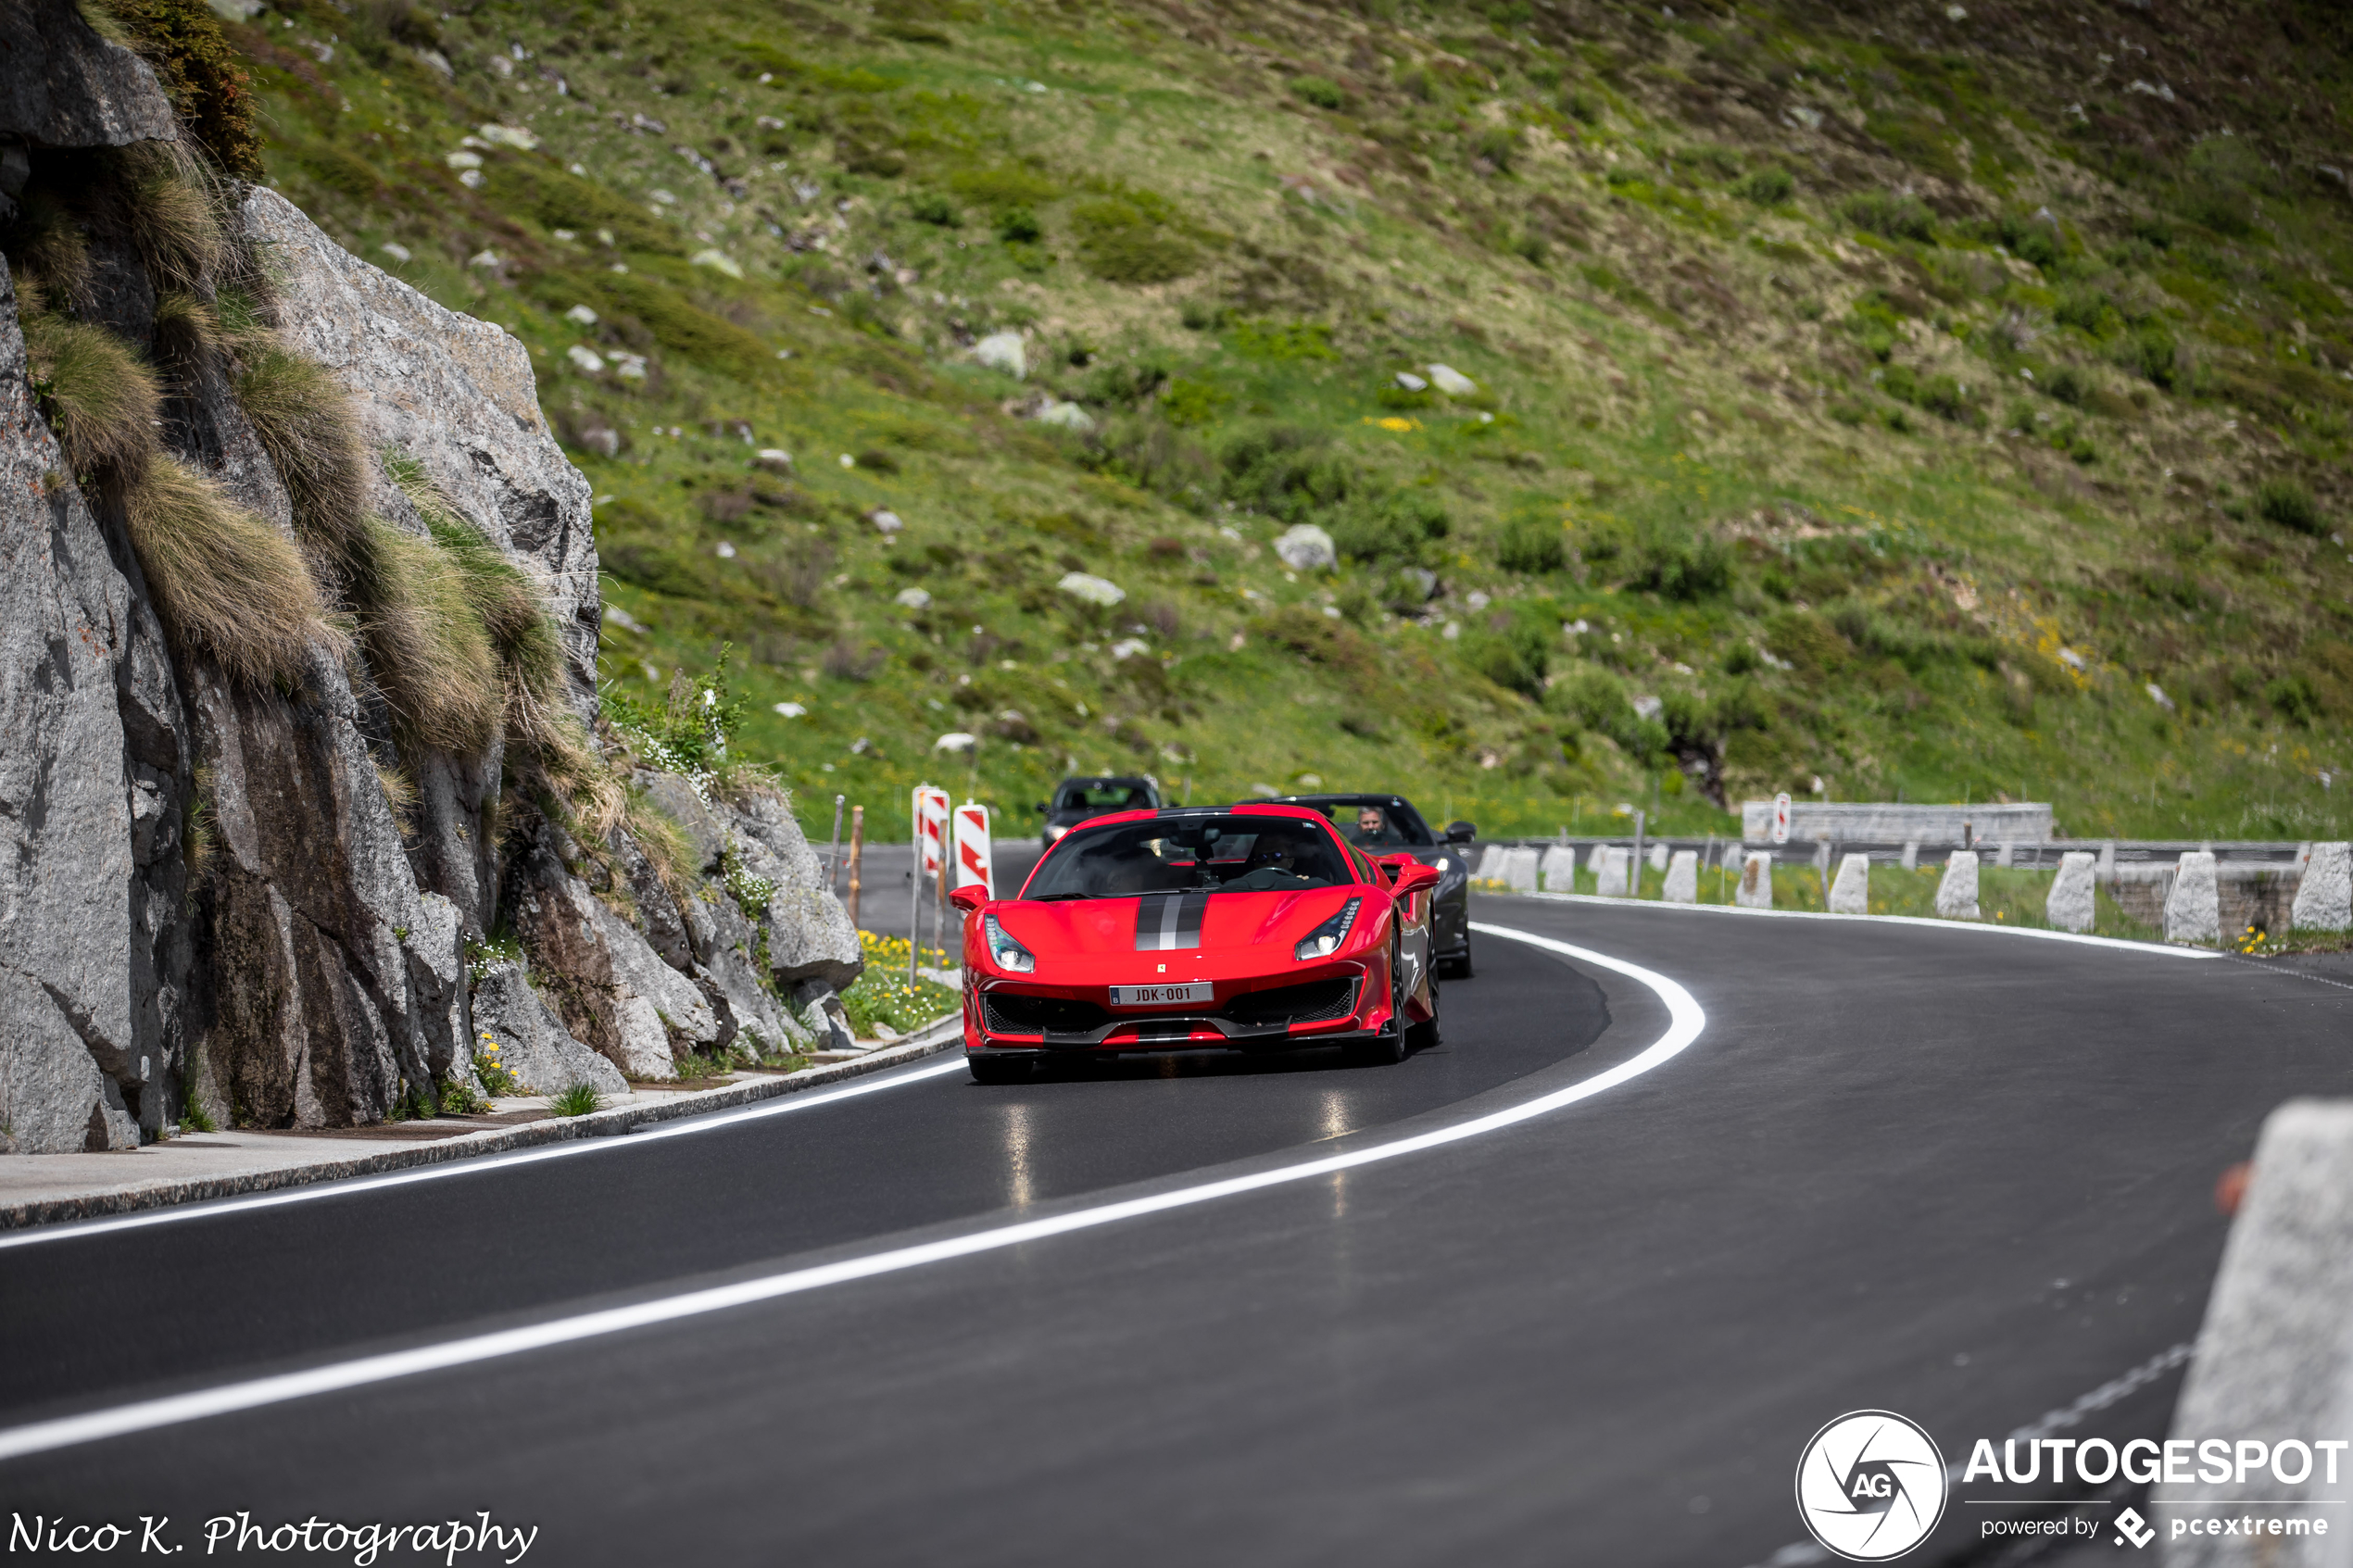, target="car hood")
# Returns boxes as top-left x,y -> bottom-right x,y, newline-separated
994,886 -> 1363,957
